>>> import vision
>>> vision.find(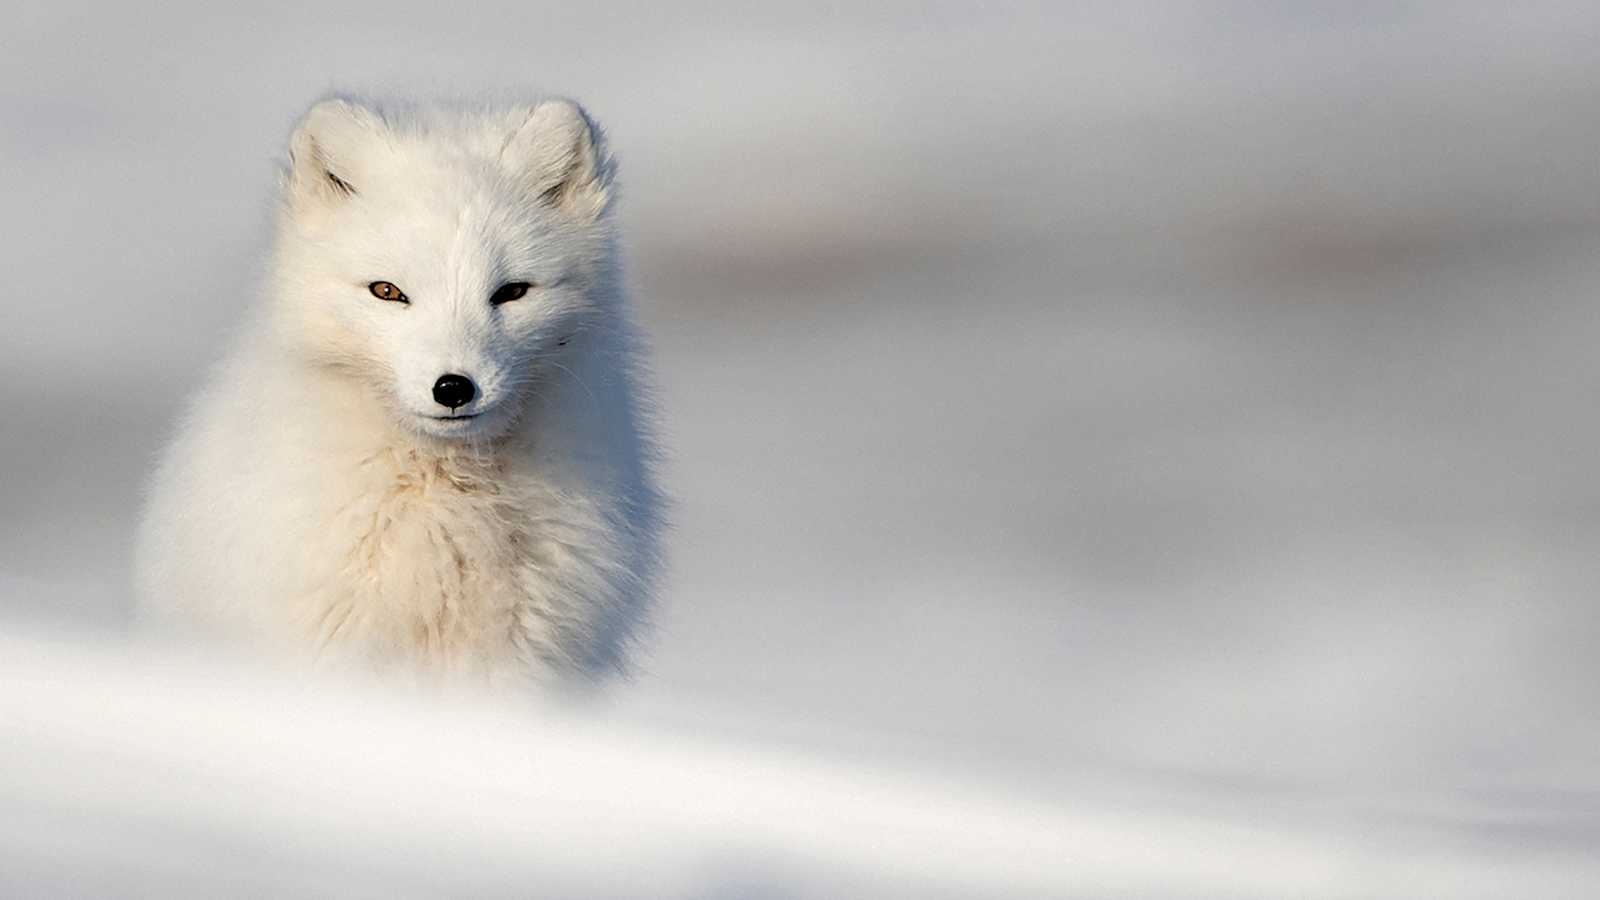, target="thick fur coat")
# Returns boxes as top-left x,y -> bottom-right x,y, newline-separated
135,97 -> 663,684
